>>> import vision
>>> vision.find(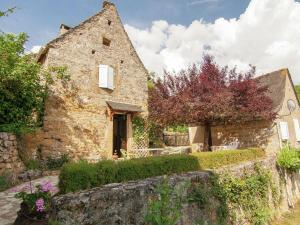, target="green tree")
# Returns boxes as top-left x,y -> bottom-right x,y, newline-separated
0,32 -> 69,134
0,7 -> 16,17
